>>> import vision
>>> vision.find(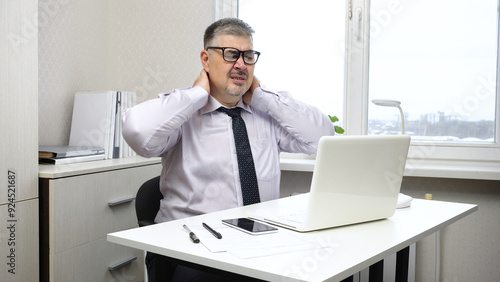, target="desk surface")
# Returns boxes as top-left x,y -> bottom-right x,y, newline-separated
108,198 -> 477,282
